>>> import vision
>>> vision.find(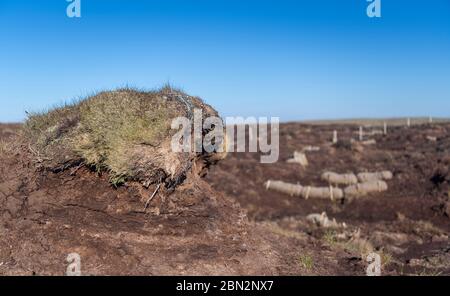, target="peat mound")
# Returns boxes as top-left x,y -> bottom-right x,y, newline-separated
22,87 -> 222,188
0,88 -> 280,275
